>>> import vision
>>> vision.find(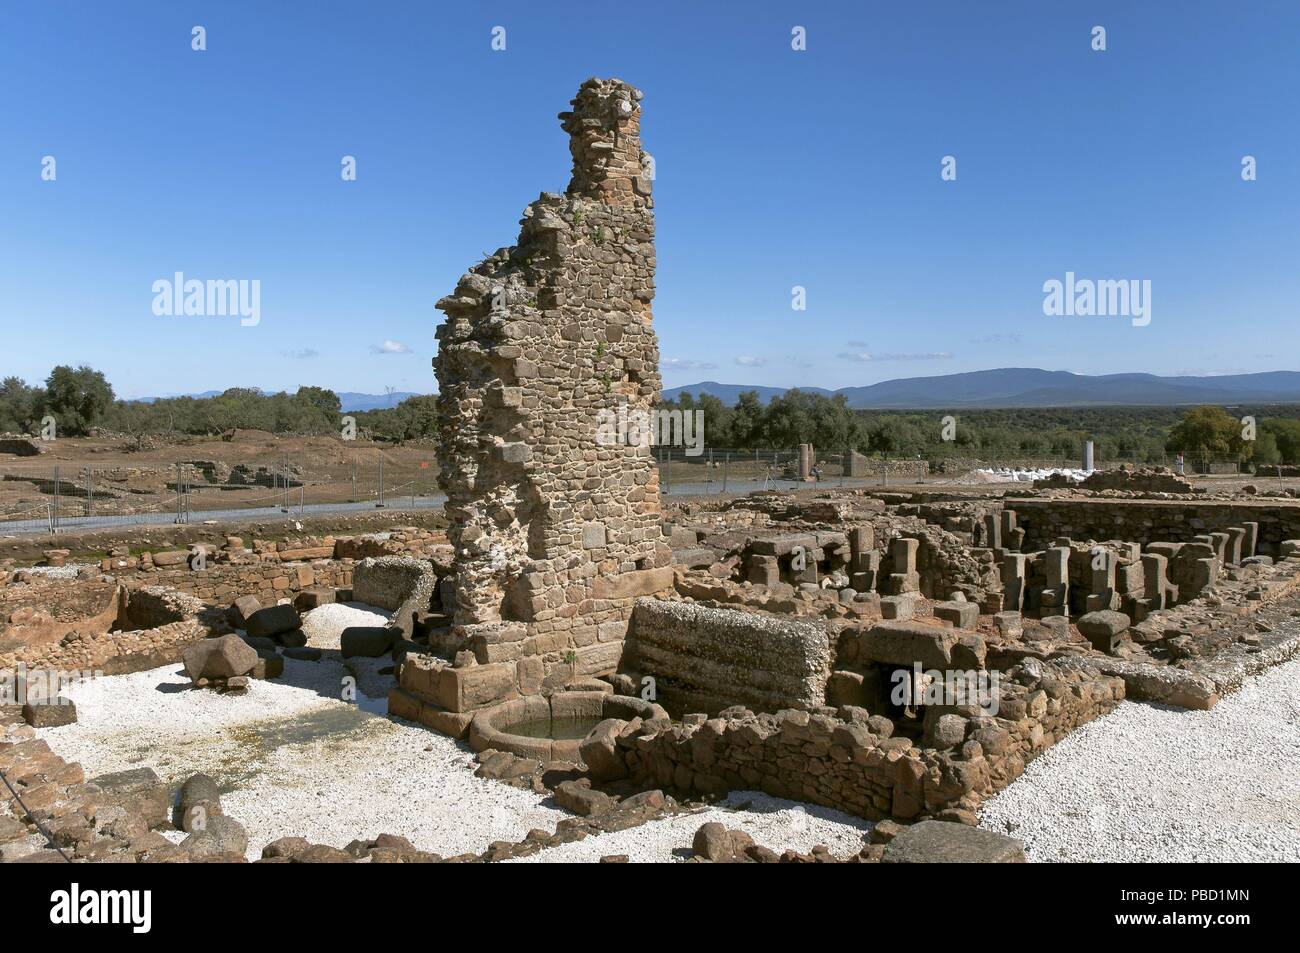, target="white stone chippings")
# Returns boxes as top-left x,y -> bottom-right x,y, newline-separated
19,563 -> 95,578
962,467 -> 1088,484
511,792 -> 872,863
35,661 -> 564,860
979,656 -> 1300,862
299,601 -> 391,649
